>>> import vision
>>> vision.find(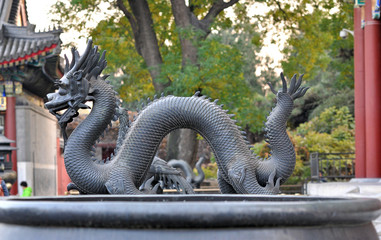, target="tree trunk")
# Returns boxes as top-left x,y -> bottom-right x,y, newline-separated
170,0 -> 199,67
119,0 -> 238,166
166,0 -> 238,167
165,0 -> 202,167
166,129 -> 199,167
118,0 -> 170,92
